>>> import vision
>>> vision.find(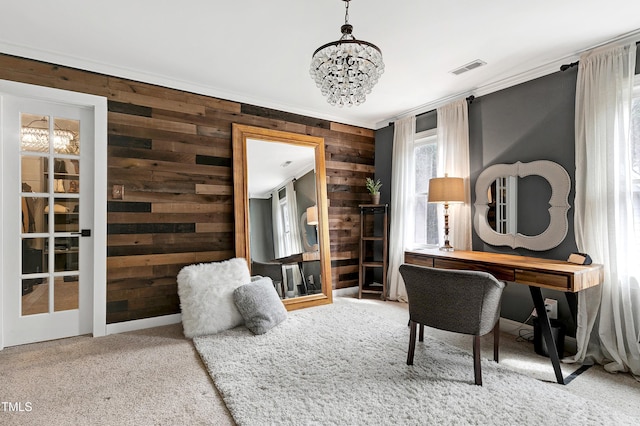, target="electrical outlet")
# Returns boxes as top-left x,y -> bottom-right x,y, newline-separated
545,298 -> 558,320
531,298 -> 558,320
112,184 -> 124,200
